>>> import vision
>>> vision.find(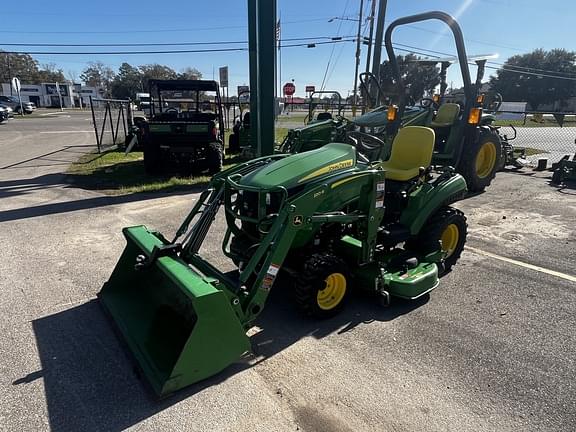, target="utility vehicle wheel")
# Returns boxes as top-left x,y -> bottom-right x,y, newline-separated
206,142 -> 223,174
551,170 -> 563,185
458,131 -> 502,192
143,138 -> 163,175
295,253 -> 350,318
407,206 -> 467,275
228,133 -> 240,154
